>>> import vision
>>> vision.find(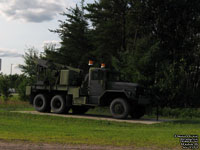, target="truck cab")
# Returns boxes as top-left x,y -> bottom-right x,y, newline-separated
80,67 -> 150,118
